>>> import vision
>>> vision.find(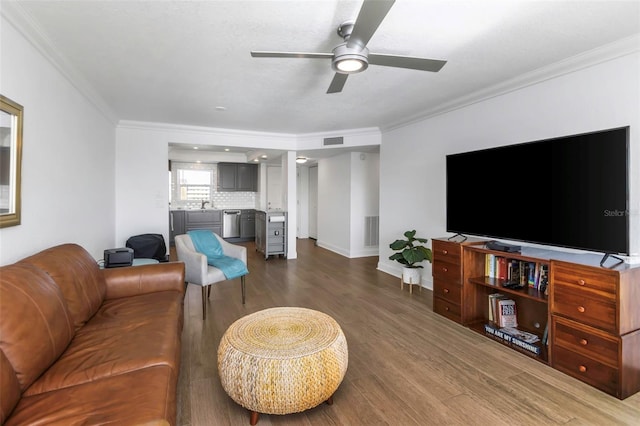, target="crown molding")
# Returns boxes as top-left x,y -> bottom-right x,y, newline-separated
1,1 -> 118,124
117,120 -> 298,140
385,34 -> 640,132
